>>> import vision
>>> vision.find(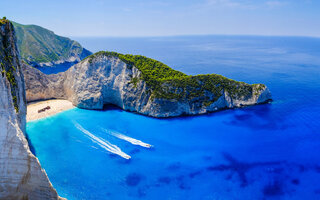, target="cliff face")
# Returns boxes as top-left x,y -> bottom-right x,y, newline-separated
12,21 -> 91,68
24,53 -> 272,117
0,20 -> 61,200
23,63 -> 65,101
